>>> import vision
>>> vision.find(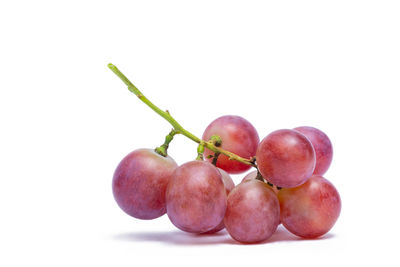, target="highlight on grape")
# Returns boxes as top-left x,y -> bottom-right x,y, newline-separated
108,64 -> 341,244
